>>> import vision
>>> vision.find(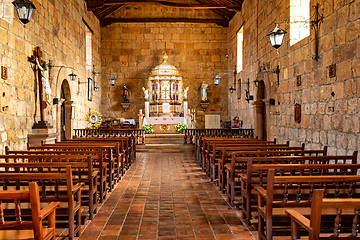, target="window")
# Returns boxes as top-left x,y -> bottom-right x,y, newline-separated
290,0 -> 310,46
85,26 -> 92,71
0,1 -> 15,23
236,27 -> 244,73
